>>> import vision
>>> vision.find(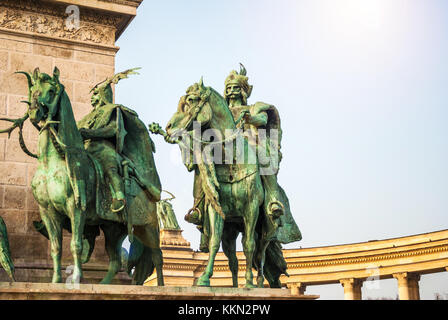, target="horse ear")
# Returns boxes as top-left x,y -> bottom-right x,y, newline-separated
33,67 -> 40,80
53,67 -> 60,81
